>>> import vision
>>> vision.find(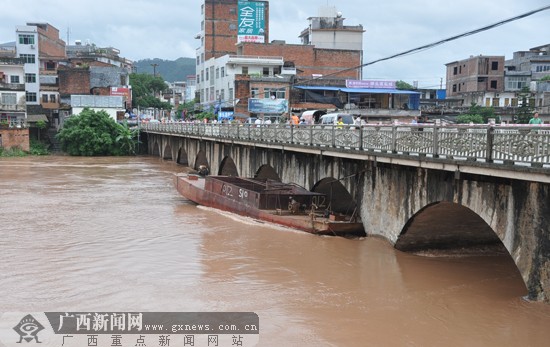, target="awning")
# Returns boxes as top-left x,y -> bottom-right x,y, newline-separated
26,114 -> 49,122
295,85 -> 421,95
